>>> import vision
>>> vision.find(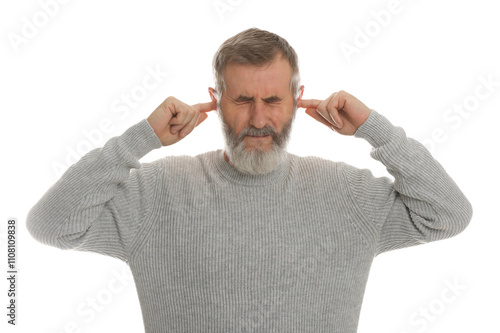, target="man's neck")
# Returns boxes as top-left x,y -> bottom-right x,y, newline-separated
223,151 -> 231,165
